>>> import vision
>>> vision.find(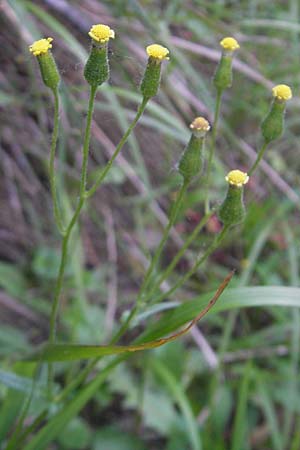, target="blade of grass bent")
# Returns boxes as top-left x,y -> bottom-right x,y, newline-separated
26,271 -> 234,362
